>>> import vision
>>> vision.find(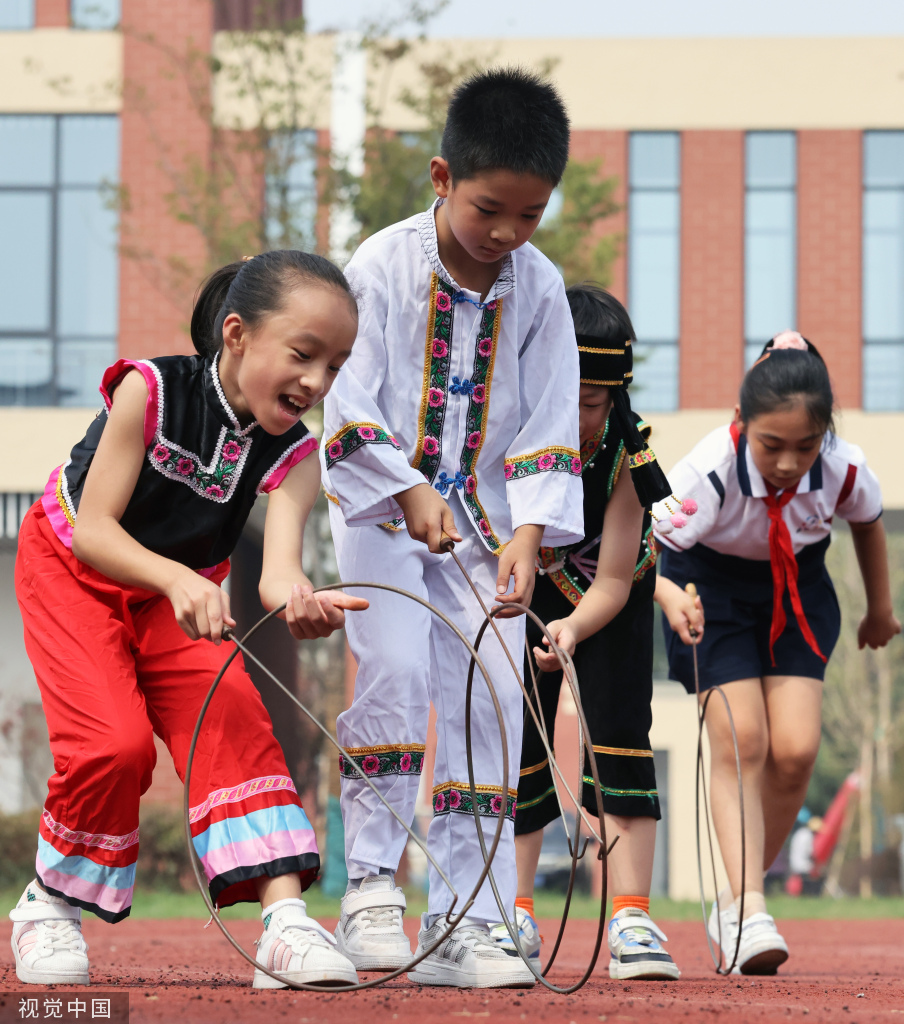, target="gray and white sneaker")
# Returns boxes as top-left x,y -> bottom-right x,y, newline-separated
334,875 -> 411,971
408,915 -> 535,989
10,881 -> 89,986
253,899 -> 358,988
